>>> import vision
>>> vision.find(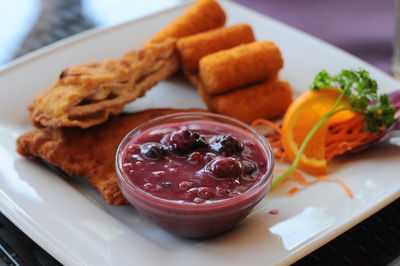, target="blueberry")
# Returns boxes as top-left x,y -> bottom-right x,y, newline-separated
198,187 -> 214,199
140,143 -> 166,160
162,129 -> 208,155
210,135 -> 244,156
242,160 -> 257,175
188,152 -> 202,164
206,157 -> 242,179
